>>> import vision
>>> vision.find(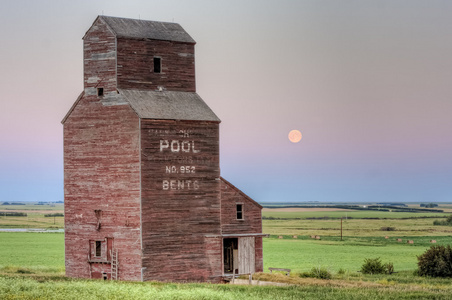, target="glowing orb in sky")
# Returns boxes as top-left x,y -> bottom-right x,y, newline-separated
288,130 -> 302,143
